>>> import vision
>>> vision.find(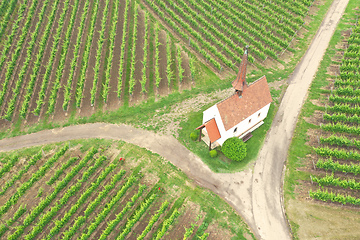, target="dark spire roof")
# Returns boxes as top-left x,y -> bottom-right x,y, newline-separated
232,46 -> 249,92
